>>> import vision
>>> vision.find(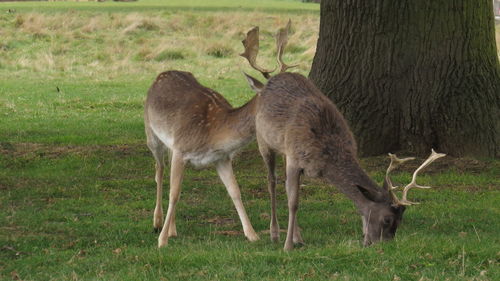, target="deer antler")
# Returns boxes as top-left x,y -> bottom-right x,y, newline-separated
241,20 -> 298,79
275,19 -> 298,73
384,153 -> 415,202
240,26 -> 276,79
385,149 -> 446,205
